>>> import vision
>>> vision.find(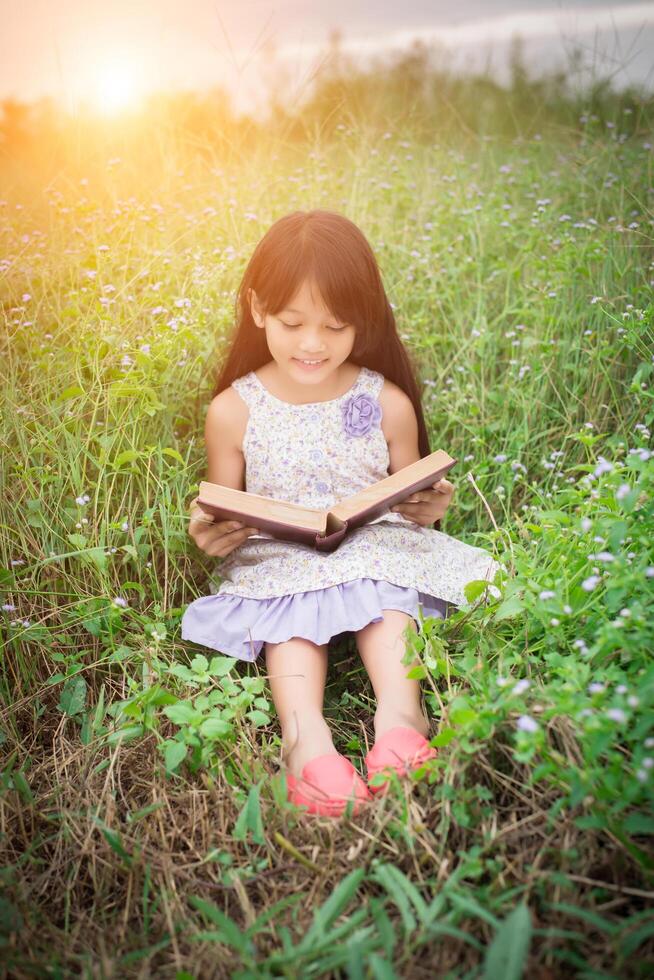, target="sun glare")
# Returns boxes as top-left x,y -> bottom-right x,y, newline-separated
94,60 -> 143,115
